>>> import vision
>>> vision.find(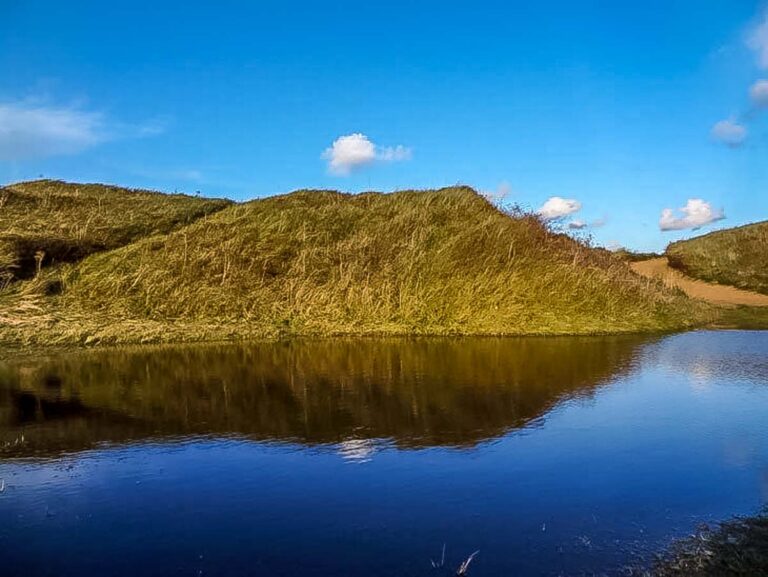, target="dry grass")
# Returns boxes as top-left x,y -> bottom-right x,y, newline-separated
0,179 -> 230,285
0,185 -> 711,346
614,249 -> 663,263
630,512 -> 768,576
667,221 -> 768,295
